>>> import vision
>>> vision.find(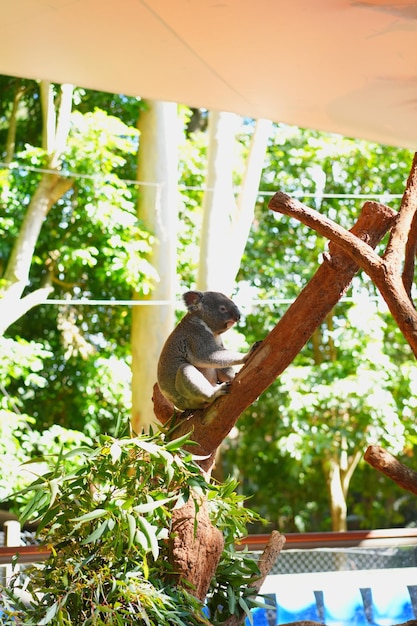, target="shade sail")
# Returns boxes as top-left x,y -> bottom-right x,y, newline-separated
2,0 -> 417,148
